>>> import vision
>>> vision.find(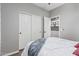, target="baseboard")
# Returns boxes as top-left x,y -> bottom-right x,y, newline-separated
19,49 -> 24,51
2,50 -> 19,56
